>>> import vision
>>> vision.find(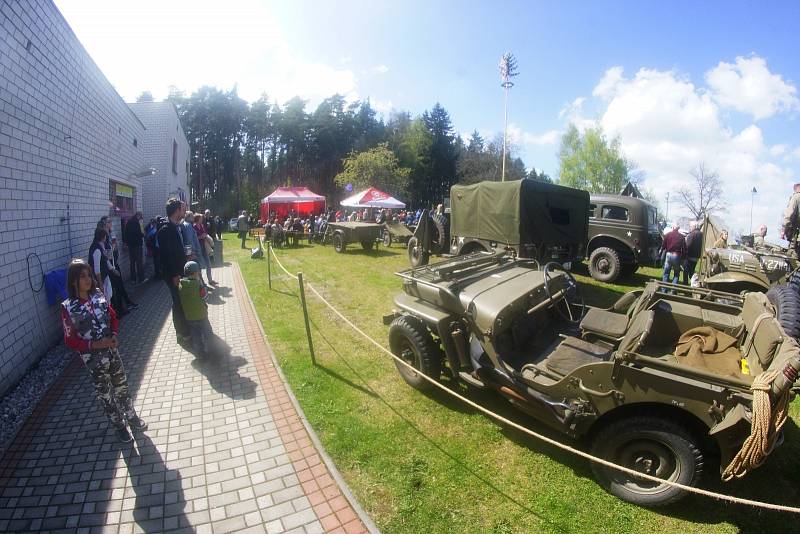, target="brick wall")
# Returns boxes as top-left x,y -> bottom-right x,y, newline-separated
0,0 -> 147,396
128,102 -> 190,223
